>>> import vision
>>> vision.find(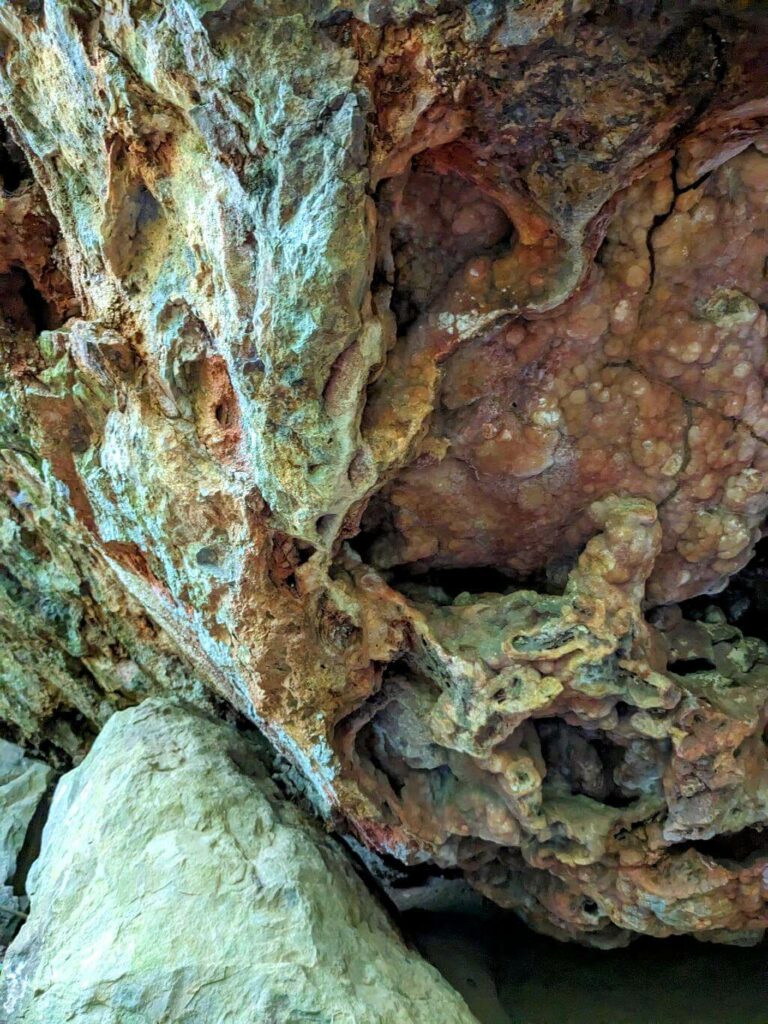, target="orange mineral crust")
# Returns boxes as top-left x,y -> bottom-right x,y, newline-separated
364,149 -> 768,606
